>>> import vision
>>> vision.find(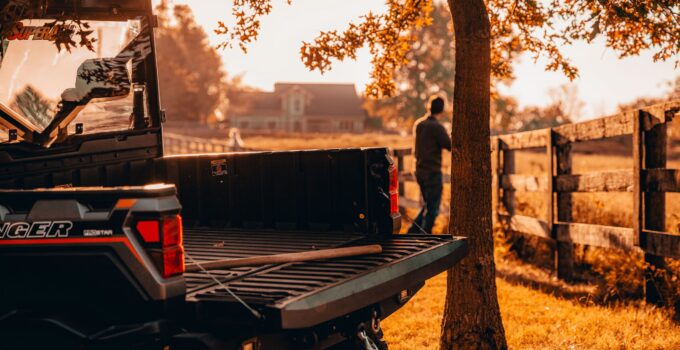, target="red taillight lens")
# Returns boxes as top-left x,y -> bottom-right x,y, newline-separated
390,192 -> 399,214
162,215 -> 183,247
161,215 -> 184,278
162,245 -> 185,278
389,165 -> 399,214
389,165 -> 398,193
136,220 -> 160,243
138,215 -> 185,279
